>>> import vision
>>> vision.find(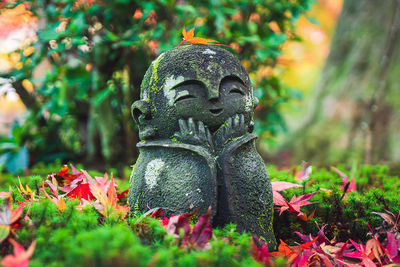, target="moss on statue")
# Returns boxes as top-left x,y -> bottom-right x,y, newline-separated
129,44 -> 276,249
